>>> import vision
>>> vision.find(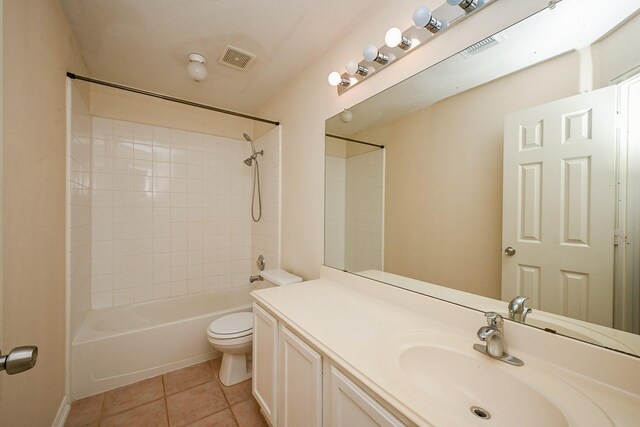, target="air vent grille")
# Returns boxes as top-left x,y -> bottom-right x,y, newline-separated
461,33 -> 507,58
218,46 -> 255,70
